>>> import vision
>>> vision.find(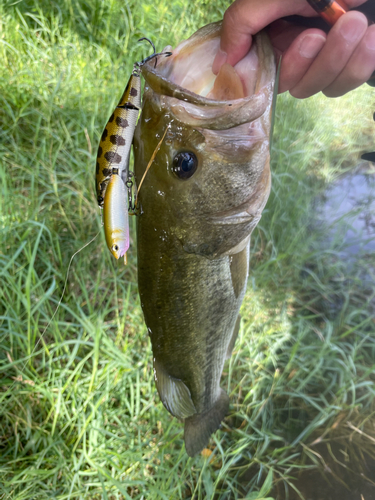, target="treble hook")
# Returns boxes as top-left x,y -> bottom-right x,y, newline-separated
137,37 -> 172,69
138,37 -> 156,55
